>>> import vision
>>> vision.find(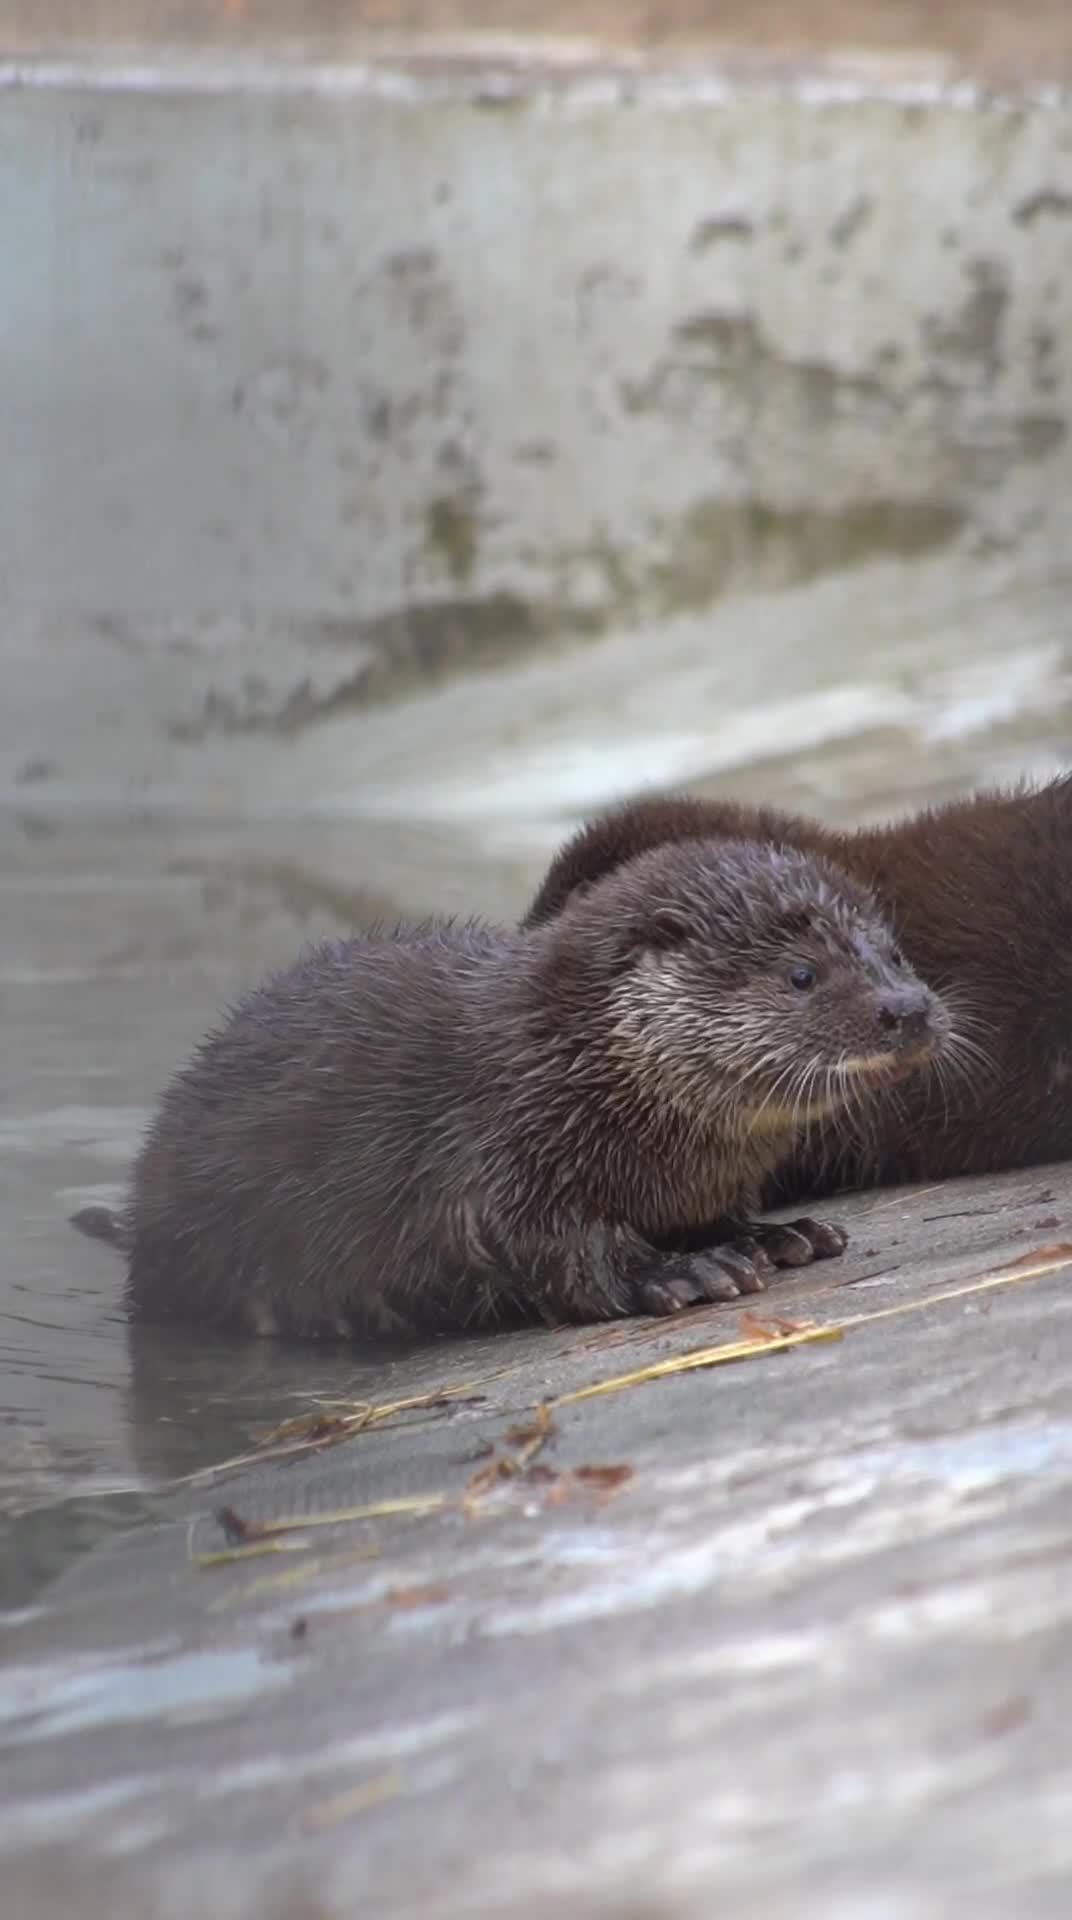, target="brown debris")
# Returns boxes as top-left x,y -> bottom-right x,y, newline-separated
980,1696 -> 1032,1738
464,1457 -> 512,1499
505,1404 -> 557,1465
179,1366 -> 516,1489
216,1504 -> 270,1545
1002,1241 -> 1072,1268
262,1385 -> 491,1453
268,1413 -> 353,1447
465,1403 -> 557,1505
739,1311 -> 821,1341
386,1584 -> 450,1611
545,1464 -> 635,1506
572,1464 -> 634,1492
736,1311 -> 781,1344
